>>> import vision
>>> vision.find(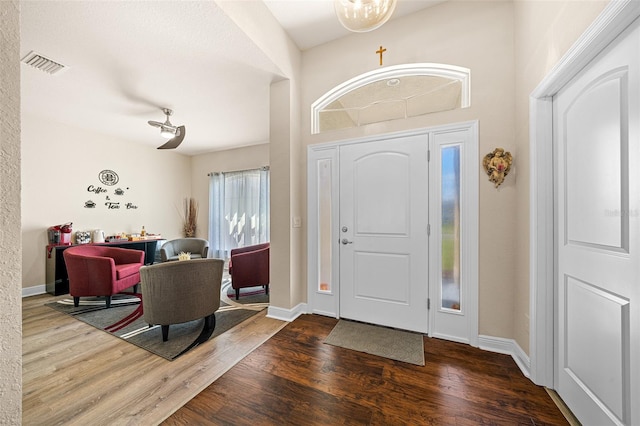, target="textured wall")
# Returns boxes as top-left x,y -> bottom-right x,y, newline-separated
0,1 -> 23,423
